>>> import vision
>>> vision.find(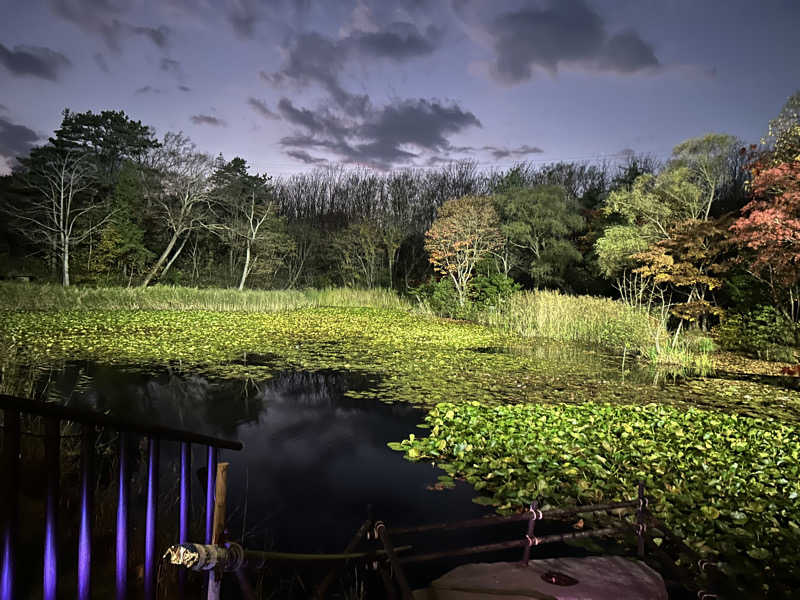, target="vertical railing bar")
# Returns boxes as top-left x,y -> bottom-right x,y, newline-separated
0,409 -> 20,600
77,424 -> 95,600
178,441 -> 191,598
116,431 -> 129,600
205,446 -> 217,544
144,436 -> 160,600
43,418 -> 60,600
0,408 -> 20,600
